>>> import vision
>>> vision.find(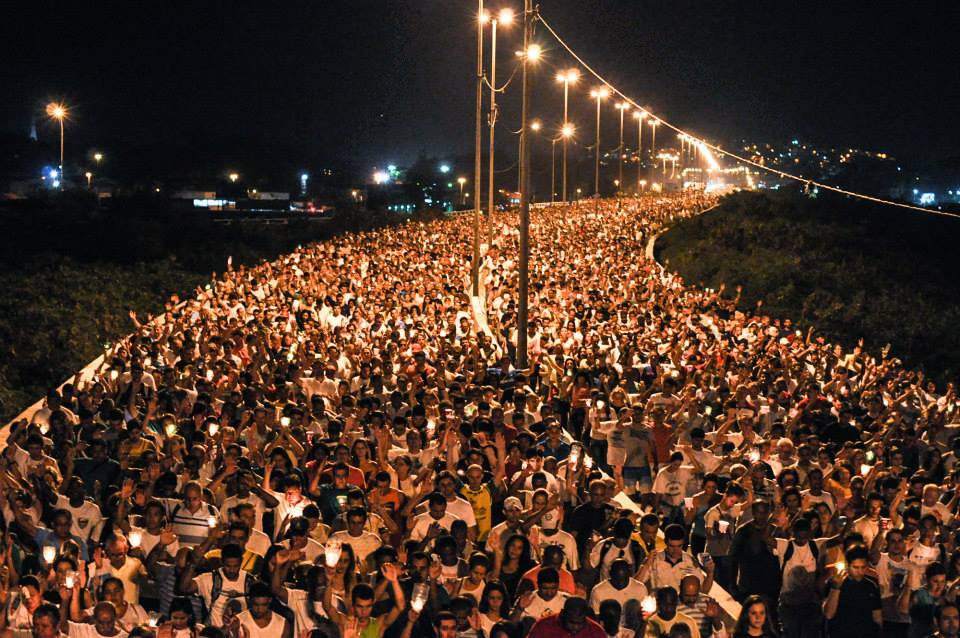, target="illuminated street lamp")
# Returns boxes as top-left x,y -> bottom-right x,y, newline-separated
228,172 -> 239,183
555,69 -> 579,201
85,171 -> 92,188
46,102 -> 67,181
589,87 -> 609,196
457,176 -> 467,206
634,110 -> 647,194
